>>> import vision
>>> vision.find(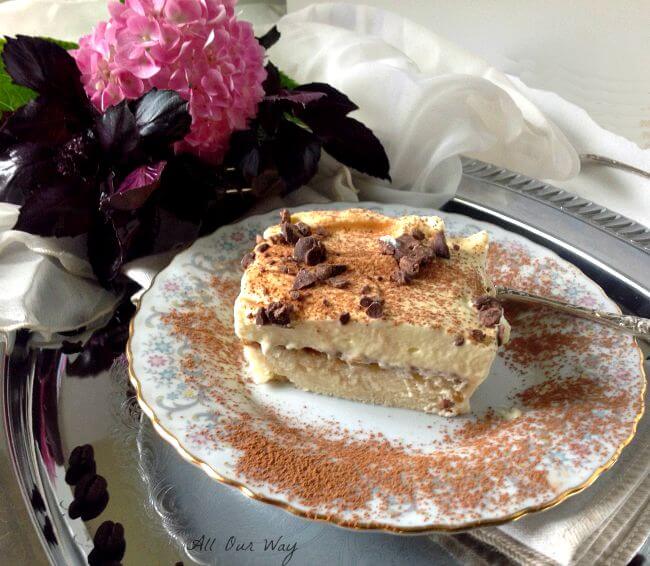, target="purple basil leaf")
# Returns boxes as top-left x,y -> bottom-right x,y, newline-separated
0,142 -> 56,204
103,162 -> 165,211
295,83 -> 358,116
2,36 -> 88,104
13,179 -> 95,236
272,120 -> 321,192
66,295 -> 135,377
262,62 -> 282,96
94,100 -> 138,161
226,129 -> 260,180
257,25 -> 280,50
87,209 -> 138,285
129,89 -> 191,151
311,115 -> 390,181
3,96 -> 86,145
